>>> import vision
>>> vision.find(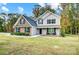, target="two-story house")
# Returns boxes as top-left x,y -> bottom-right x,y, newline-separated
13,10 -> 61,36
